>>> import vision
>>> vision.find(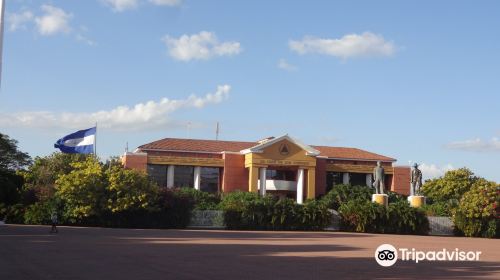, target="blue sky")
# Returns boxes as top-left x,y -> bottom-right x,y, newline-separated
1,0 -> 499,182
